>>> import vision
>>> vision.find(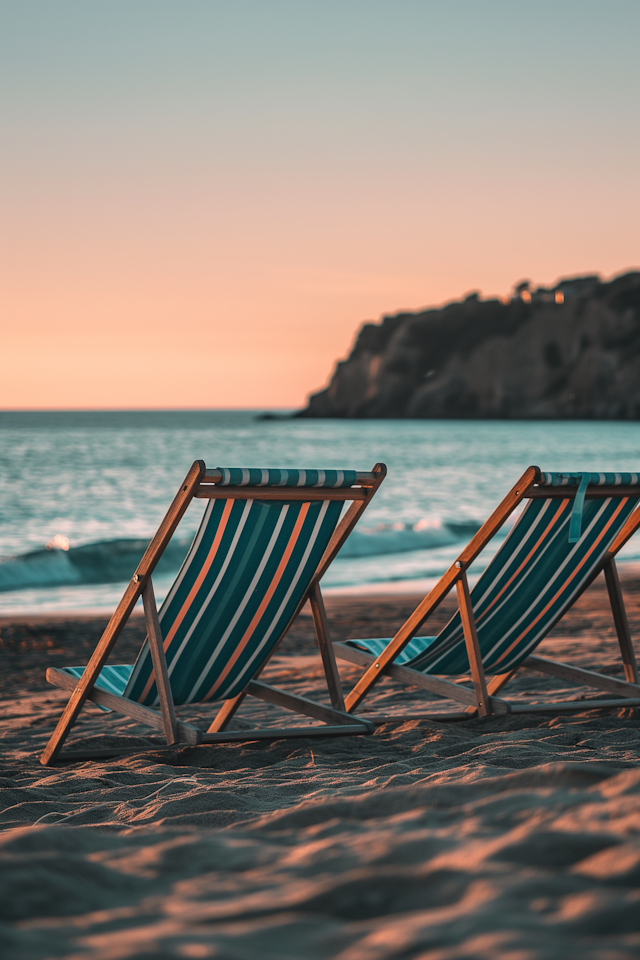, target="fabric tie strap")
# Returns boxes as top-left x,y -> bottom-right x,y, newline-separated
568,473 -> 591,543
